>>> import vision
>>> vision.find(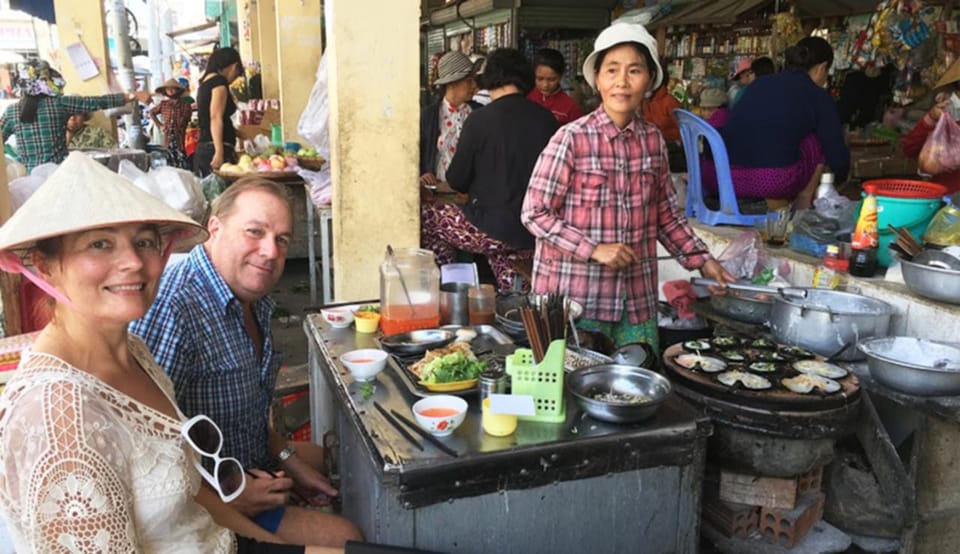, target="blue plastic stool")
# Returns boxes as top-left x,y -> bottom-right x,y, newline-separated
674,109 -> 766,227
